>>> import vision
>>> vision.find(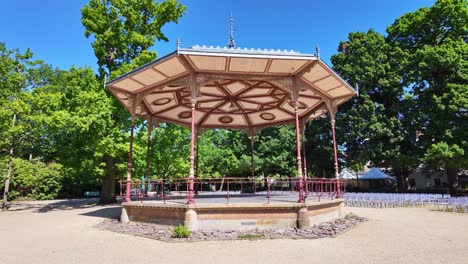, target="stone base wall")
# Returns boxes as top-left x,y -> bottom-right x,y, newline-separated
121,200 -> 343,231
